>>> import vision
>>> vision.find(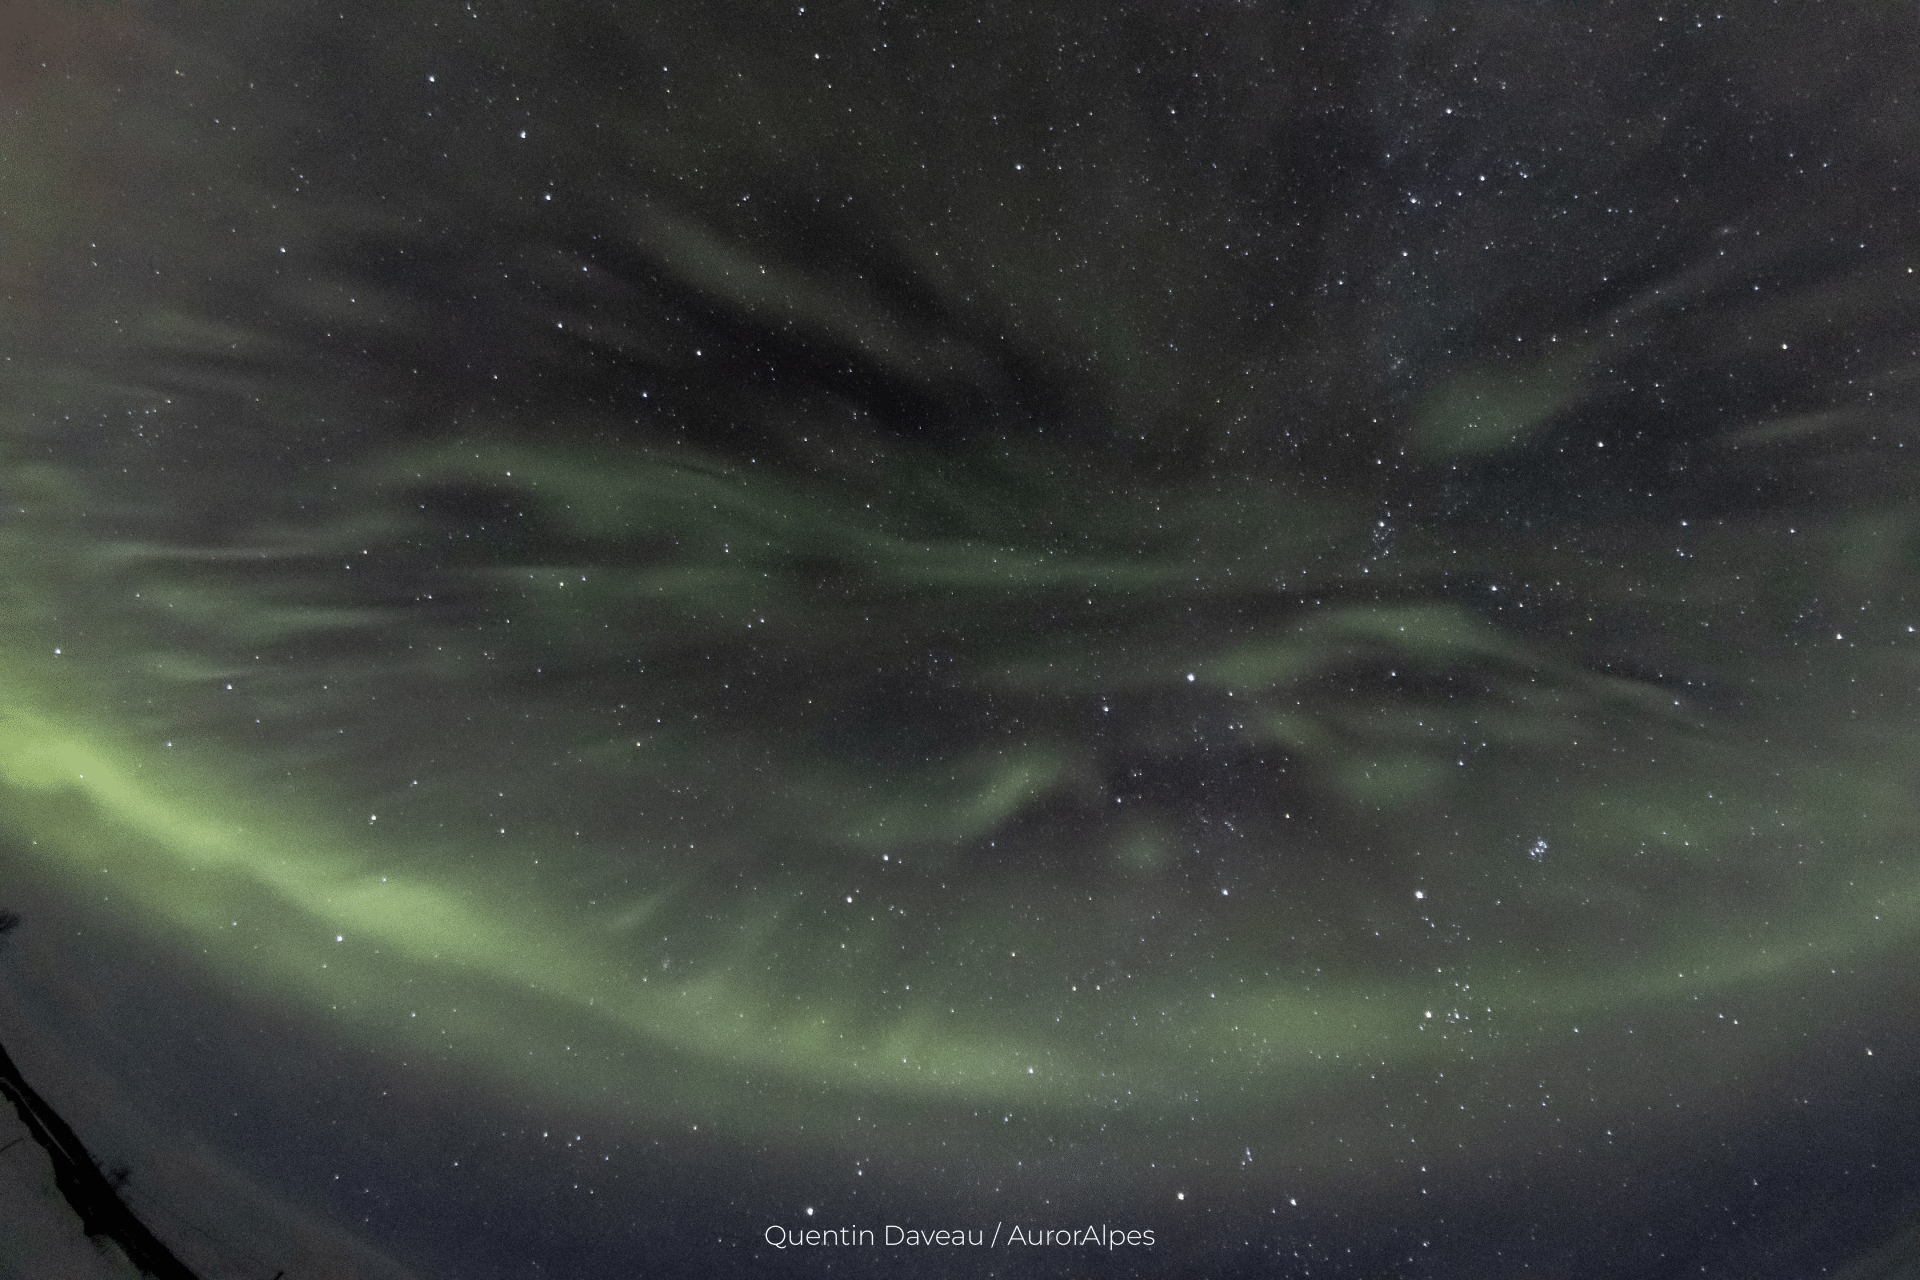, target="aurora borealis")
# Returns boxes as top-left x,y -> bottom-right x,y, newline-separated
4,2 -> 1919,1276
